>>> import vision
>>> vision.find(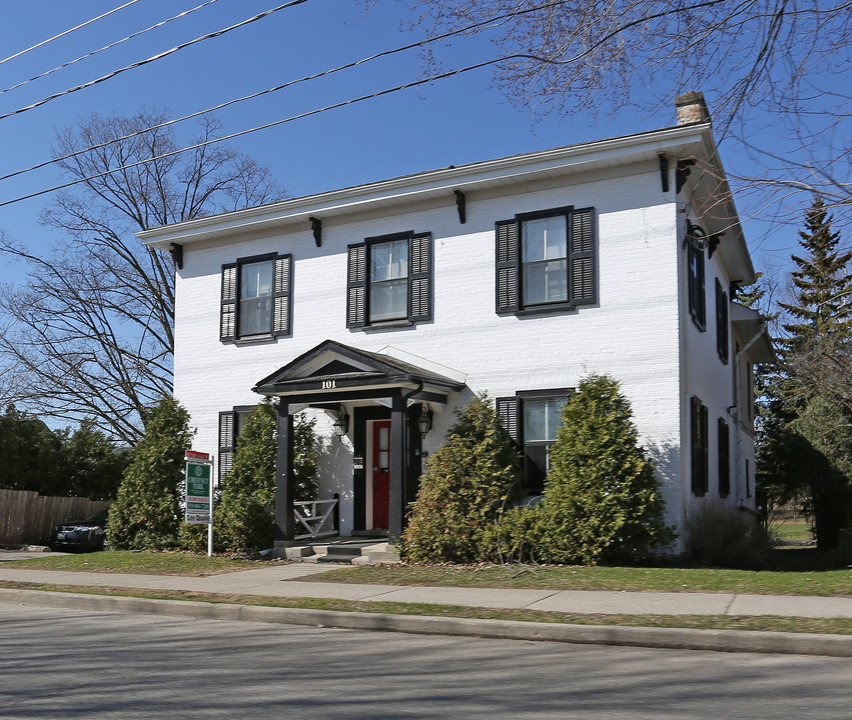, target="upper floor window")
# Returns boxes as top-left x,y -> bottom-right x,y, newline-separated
496,206 -> 596,315
220,254 -> 292,342
347,231 -> 432,329
497,389 -> 571,494
686,227 -> 706,331
715,278 -> 729,363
